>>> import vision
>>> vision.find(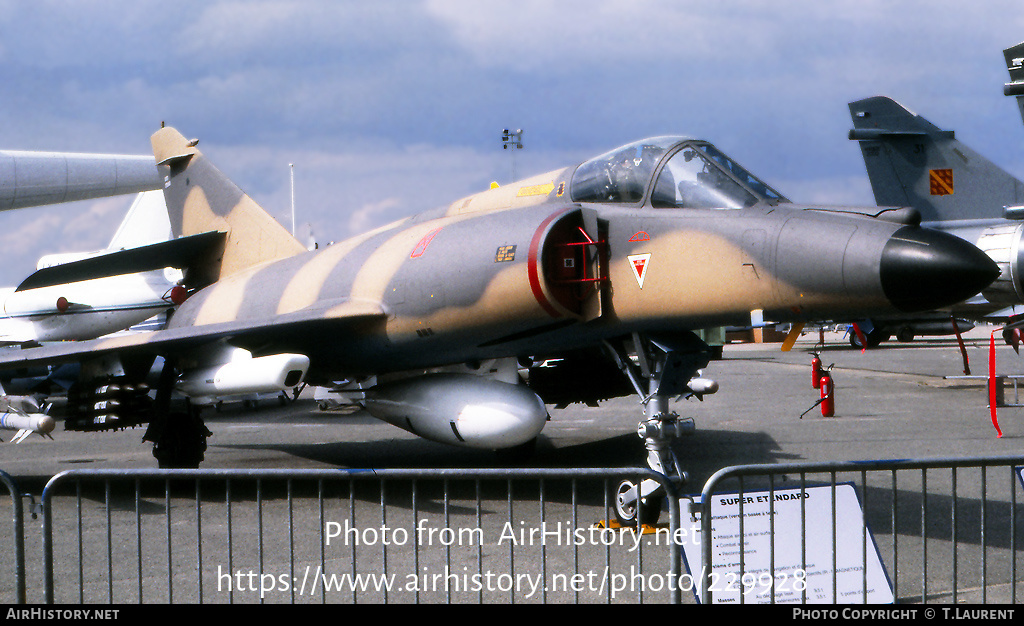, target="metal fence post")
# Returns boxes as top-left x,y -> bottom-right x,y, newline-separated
0,470 -> 24,604
36,467 -> 681,604
699,455 -> 1024,605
